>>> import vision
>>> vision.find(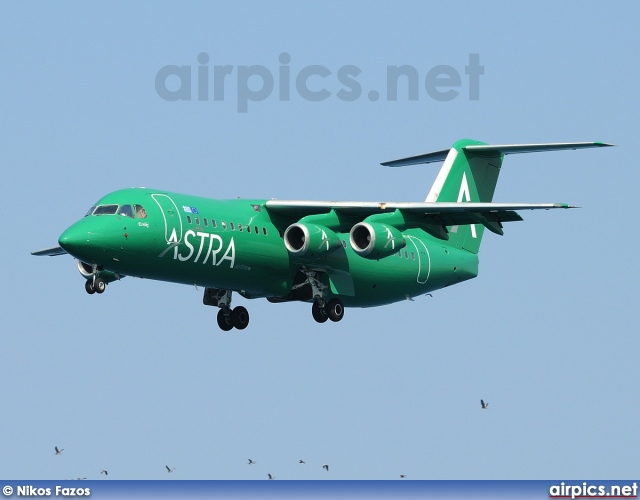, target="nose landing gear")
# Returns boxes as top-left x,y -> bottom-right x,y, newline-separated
85,276 -> 106,294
